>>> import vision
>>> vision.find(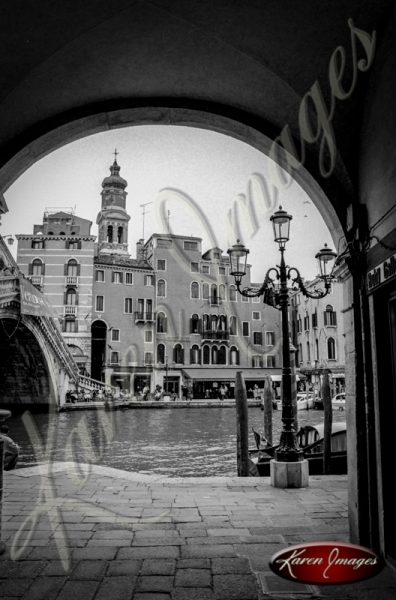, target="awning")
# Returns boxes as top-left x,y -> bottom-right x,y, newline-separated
182,368 -> 281,381
332,373 -> 345,378
270,374 -> 303,382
